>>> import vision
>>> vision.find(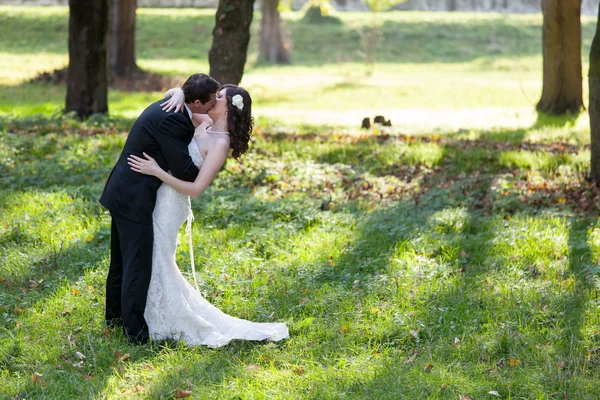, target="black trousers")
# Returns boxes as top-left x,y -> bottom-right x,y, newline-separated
105,212 -> 153,343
